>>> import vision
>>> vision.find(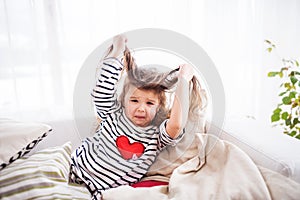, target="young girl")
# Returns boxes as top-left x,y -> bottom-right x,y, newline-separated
69,35 -> 204,199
